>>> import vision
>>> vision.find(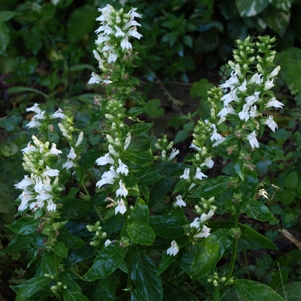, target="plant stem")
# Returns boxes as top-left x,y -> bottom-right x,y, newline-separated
227,205 -> 239,281
213,286 -> 220,301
